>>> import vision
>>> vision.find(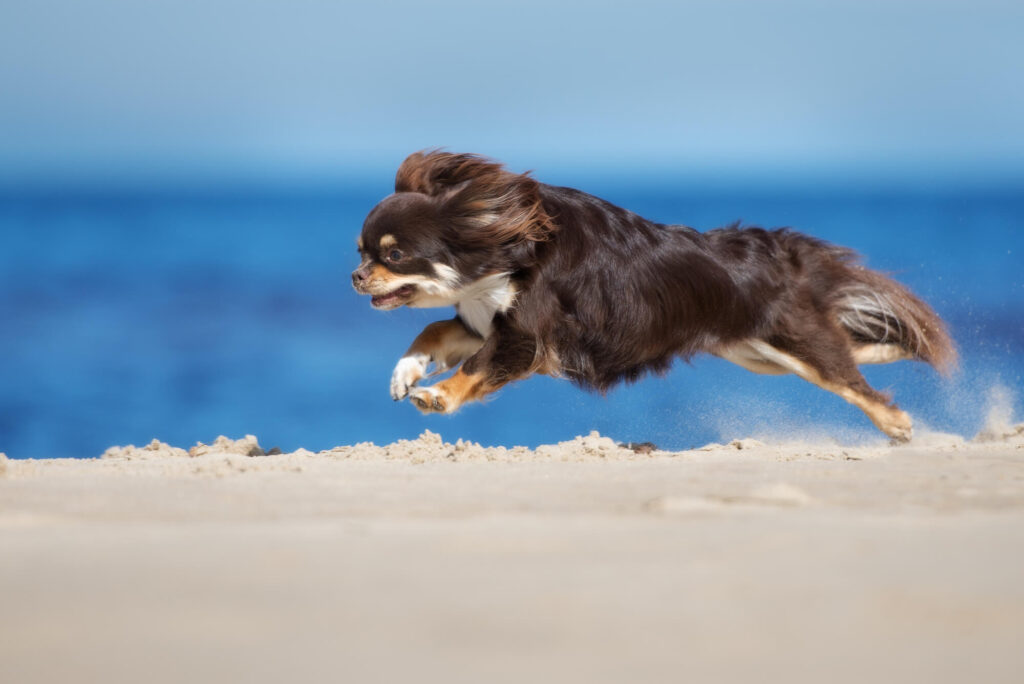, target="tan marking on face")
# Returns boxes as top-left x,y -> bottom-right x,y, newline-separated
368,263 -> 399,282
379,234 -> 397,250
357,235 -> 364,250
357,263 -> 407,295
359,263 -> 456,308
